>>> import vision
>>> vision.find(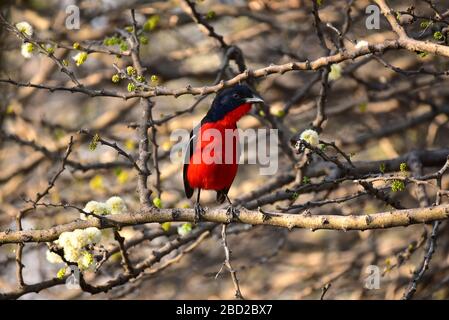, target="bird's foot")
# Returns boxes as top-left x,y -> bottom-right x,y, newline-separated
259,207 -> 275,222
225,205 -> 240,223
194,203 -> 205,224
